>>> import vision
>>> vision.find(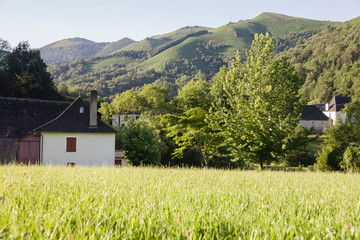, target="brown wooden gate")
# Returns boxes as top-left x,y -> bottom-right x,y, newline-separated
18,134 -> 40,164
